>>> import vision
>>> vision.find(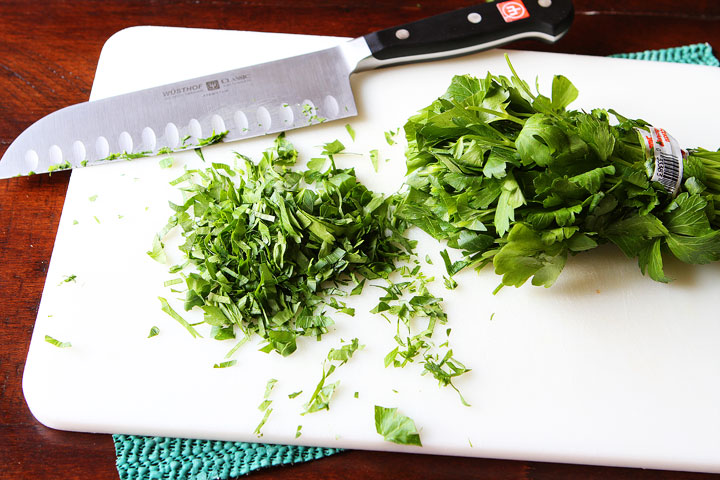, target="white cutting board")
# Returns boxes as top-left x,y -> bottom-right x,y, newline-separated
22,27 -> 720,473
